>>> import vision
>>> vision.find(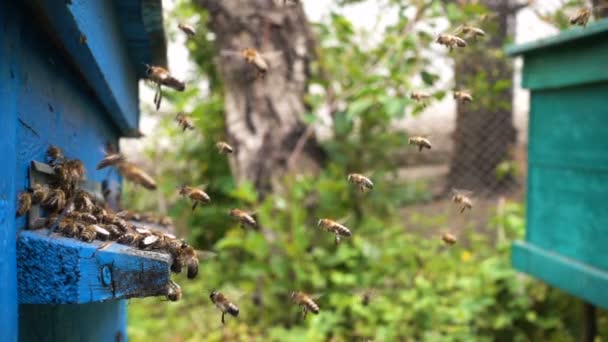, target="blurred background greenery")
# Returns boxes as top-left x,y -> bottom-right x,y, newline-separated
126,0 -> 608,341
